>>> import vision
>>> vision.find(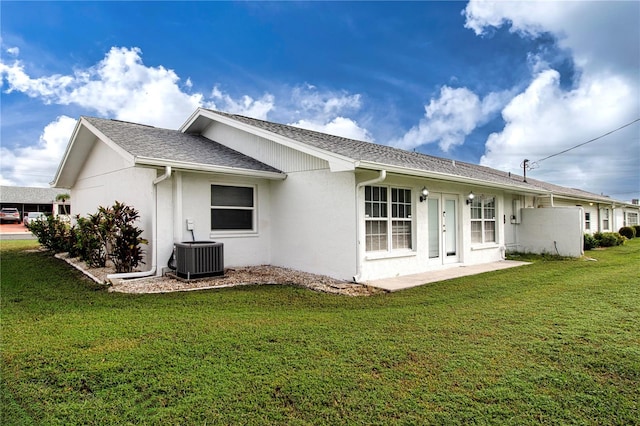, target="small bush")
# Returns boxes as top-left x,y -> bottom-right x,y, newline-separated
26,215 -> 73,253
100,201 -> 148,273
583,233 -> 598,250
618,226 -> 636,239
73,213 -> 108,267
633,225 -> 640,237
596,232 -> 625,247
29,201 -> 147,273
